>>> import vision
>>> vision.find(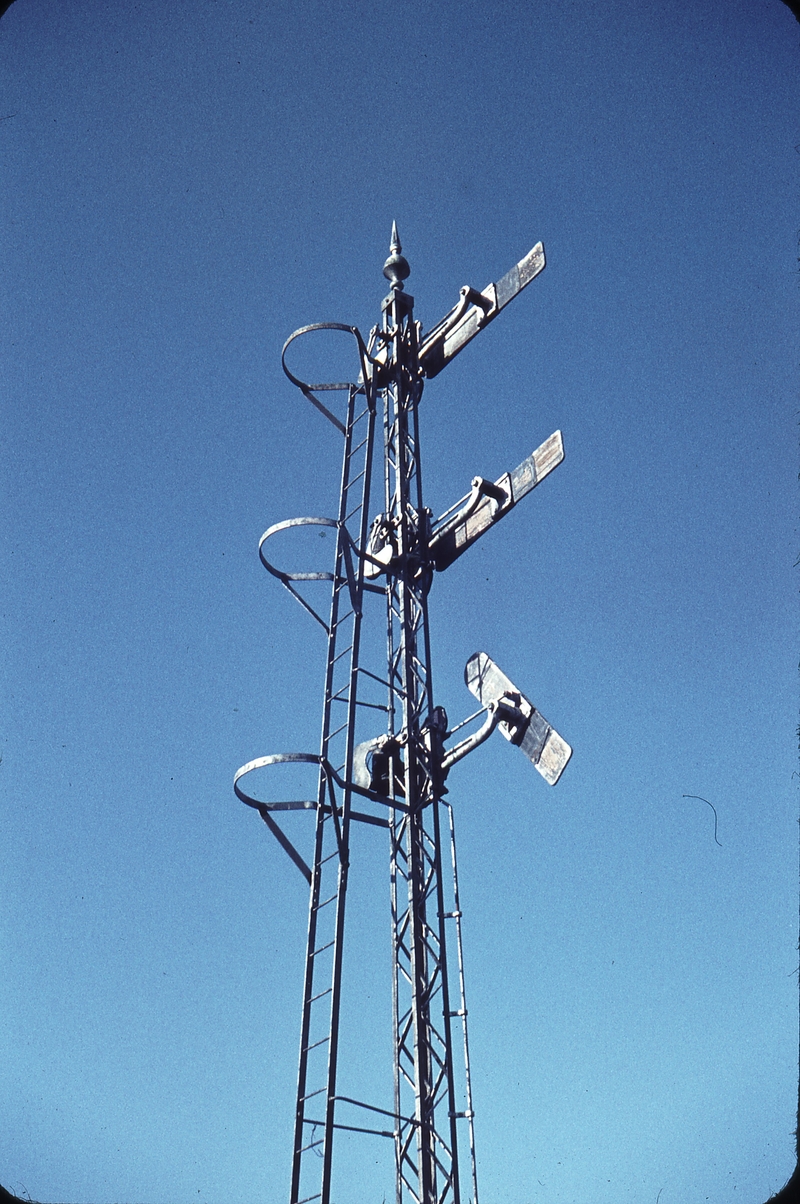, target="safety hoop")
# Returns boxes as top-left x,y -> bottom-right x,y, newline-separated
281,322 -> 377,433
